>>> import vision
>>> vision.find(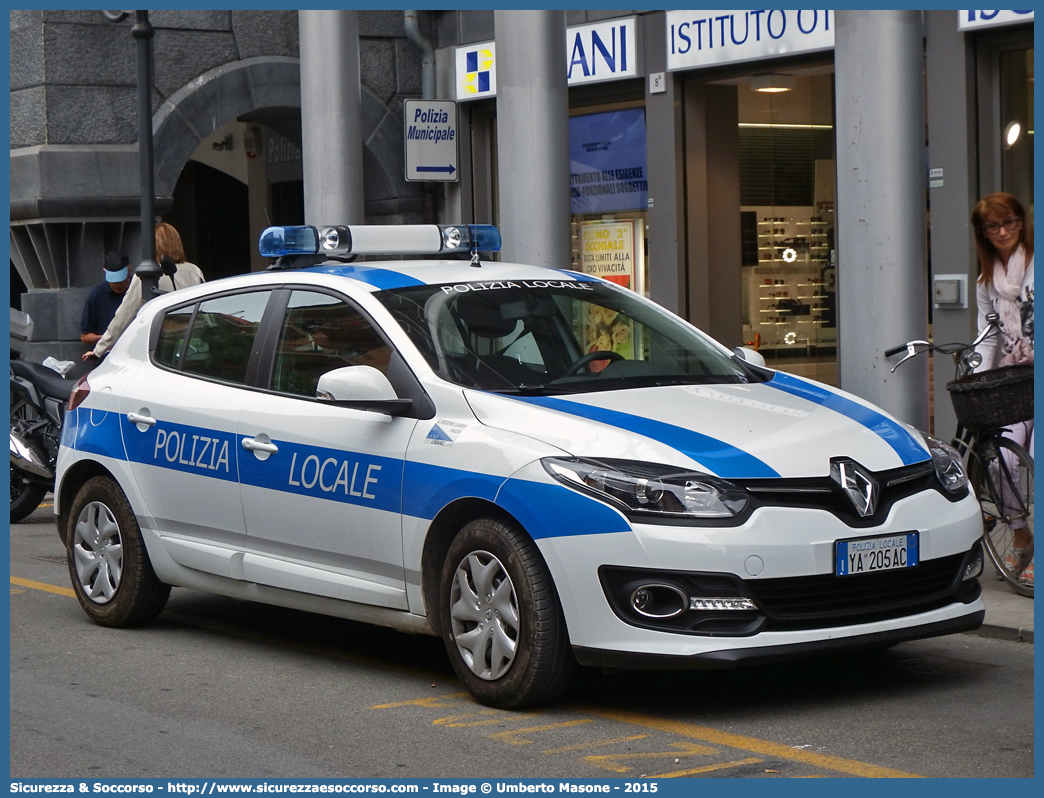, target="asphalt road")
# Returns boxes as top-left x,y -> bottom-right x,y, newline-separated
9,503 -> 1034,779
